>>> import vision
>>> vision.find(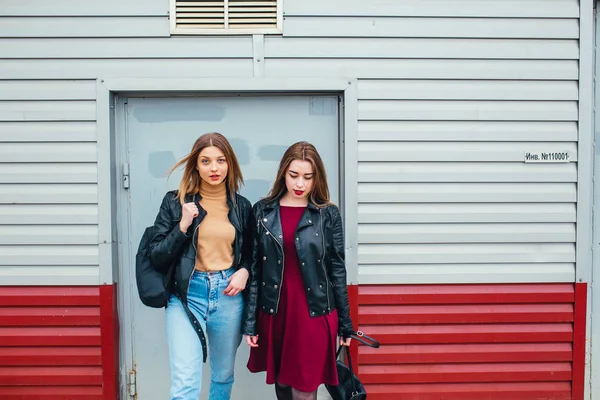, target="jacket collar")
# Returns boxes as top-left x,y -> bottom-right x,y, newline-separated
262,196 -> 319,212
261,196 -> 320,235
187,191 -> 243,234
